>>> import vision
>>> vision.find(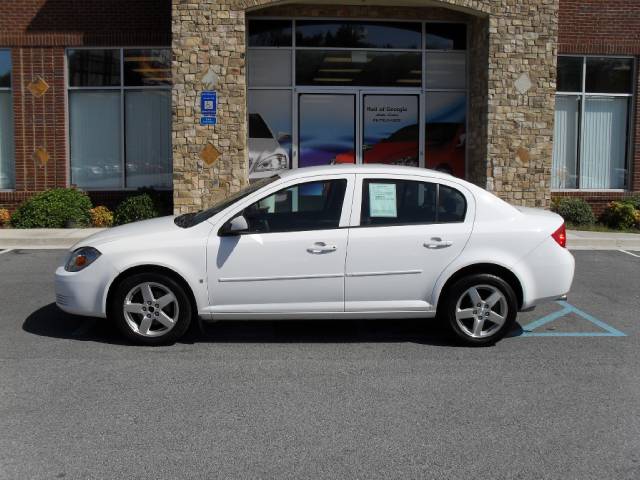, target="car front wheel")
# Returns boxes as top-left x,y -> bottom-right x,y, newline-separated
443,273 -> 517,346
111,272 -> 192,345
